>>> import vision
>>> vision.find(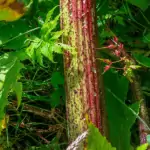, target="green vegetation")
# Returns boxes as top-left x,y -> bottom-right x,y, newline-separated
0,0 -> 150,149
